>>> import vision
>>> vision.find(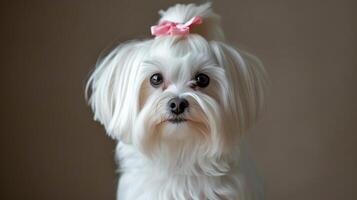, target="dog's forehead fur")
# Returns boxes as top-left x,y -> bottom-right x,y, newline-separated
143,35 -> 219,82
149,35 -> 213,57
143,55 -> 217,82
